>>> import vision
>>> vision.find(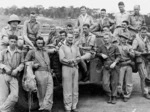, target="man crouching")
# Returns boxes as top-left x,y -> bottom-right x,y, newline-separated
96,33 -> 121,104
0,35 -> 24,112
